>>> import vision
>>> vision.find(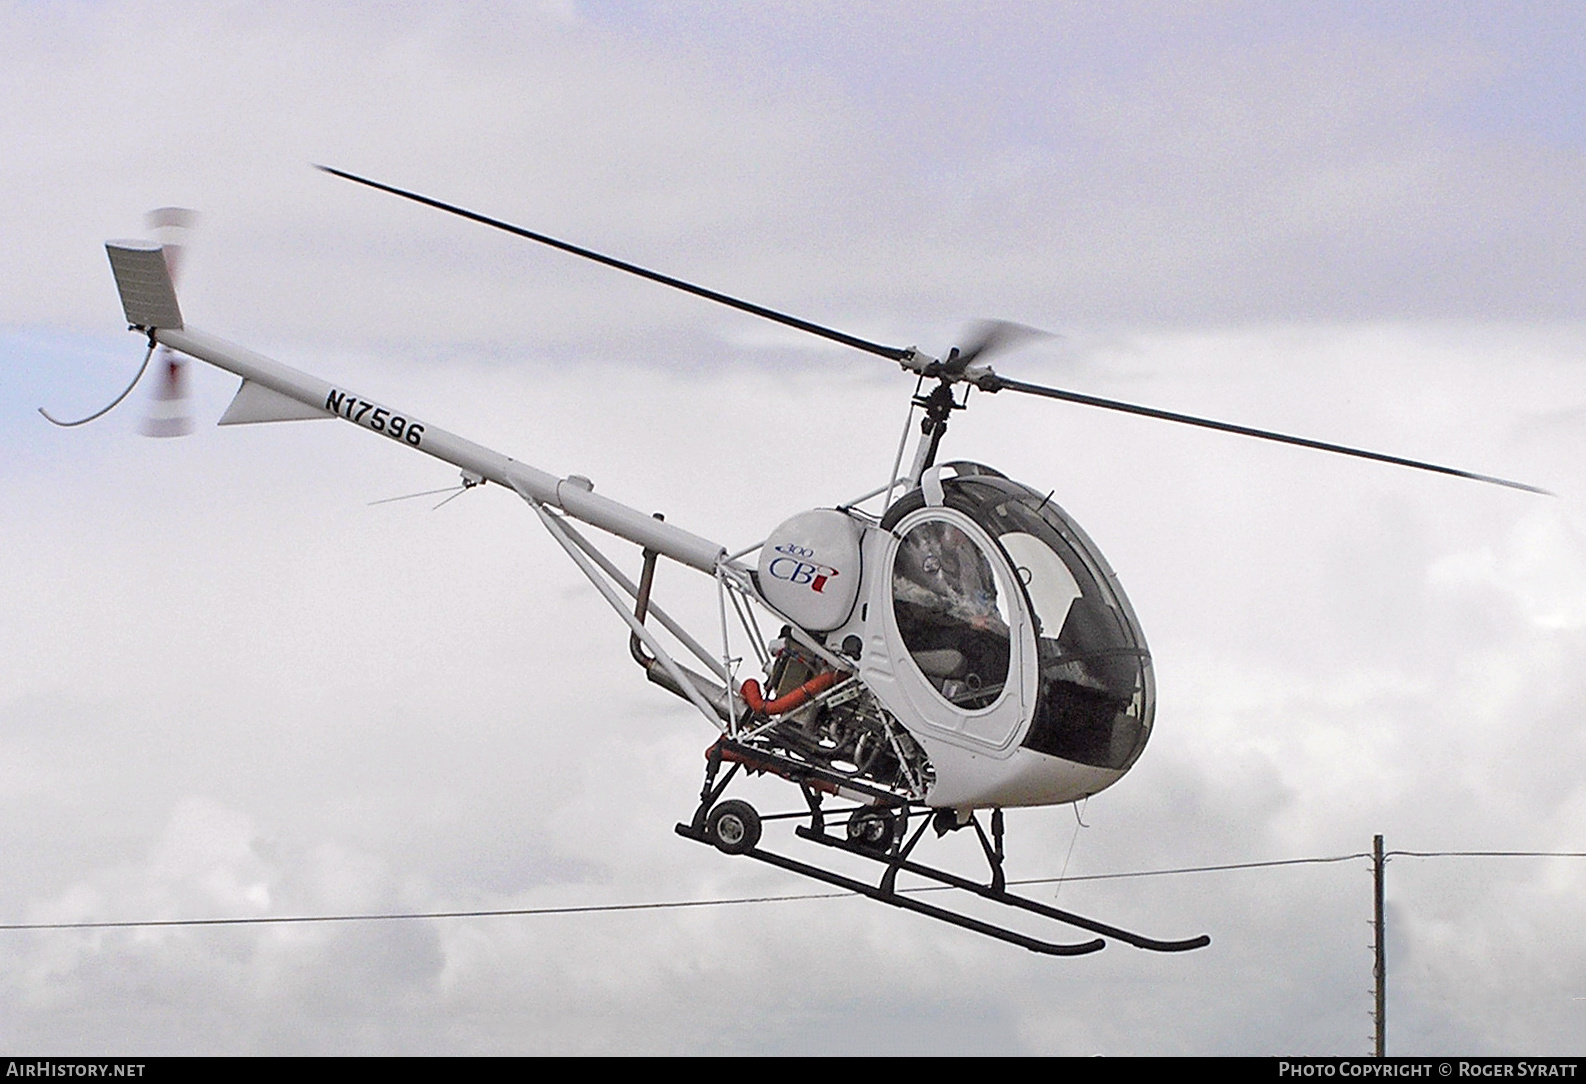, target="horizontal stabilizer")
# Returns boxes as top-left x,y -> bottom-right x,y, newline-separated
217,379 -> 331,425
106,241 -> 183,329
